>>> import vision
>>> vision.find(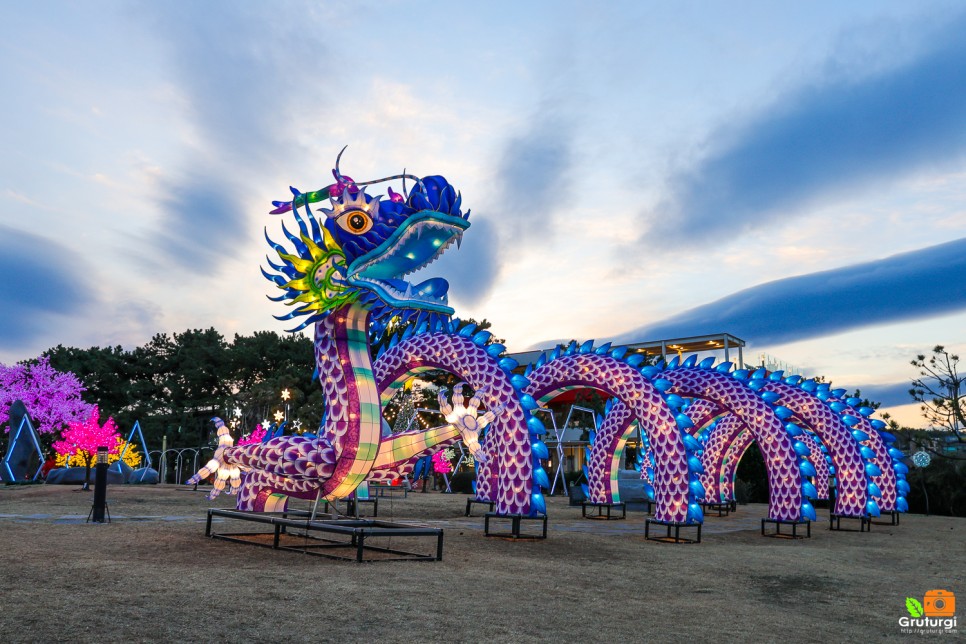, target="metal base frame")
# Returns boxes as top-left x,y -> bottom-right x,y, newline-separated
581,501 -> 626,520
483,513 -> 548,539
465,497 -> 495,517
323,497 -> 378,518
645,518 -> 701,544
87,502 -> 111,524
872,510 -> 900,526
700,502 -> 731,517
829,513 -> 871,532
761,518 -> 811,539
205,509 -> 443,562
369,484 -> 408,499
